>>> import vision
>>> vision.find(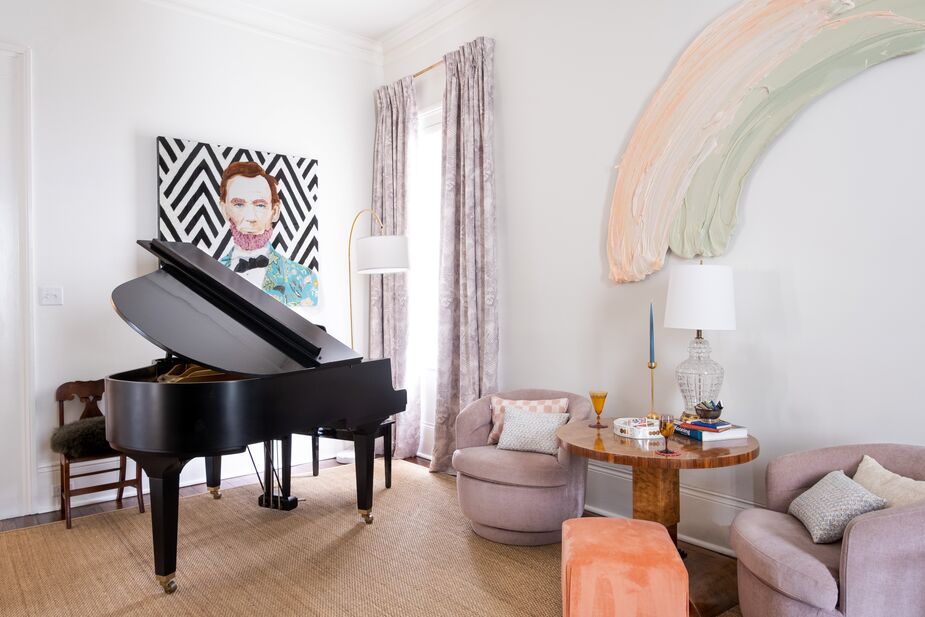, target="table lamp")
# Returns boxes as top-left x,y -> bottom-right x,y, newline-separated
663,263 -> 736,423
339,208 -> 408,464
